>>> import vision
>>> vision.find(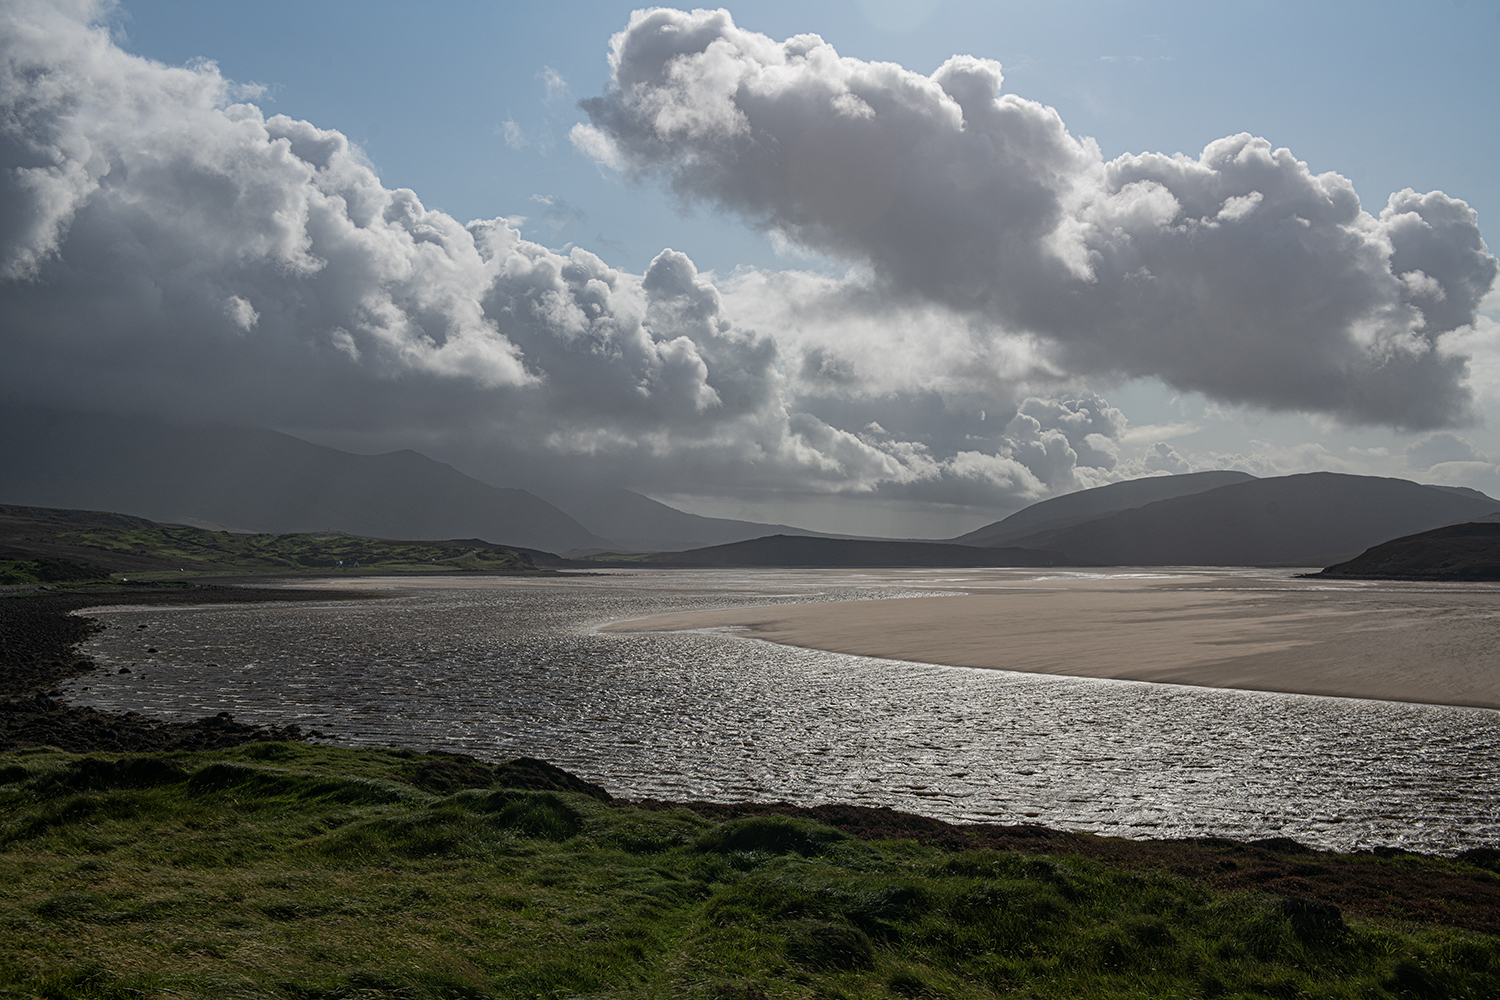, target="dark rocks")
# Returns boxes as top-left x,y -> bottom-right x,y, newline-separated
0,696 -> 306,753
0,586 -> 361,753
